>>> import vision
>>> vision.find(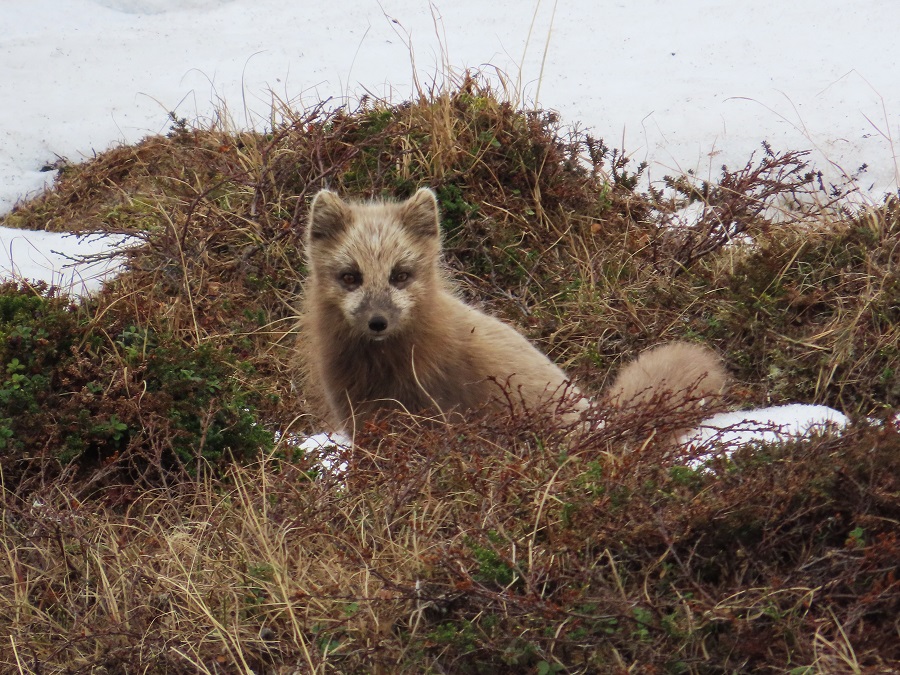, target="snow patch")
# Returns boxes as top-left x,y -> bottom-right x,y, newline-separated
1,0 -> 898,217
92,0 -> 235,14
280,431 -> 352,477
0,227 -> 134,296
680,404 -> 851,469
